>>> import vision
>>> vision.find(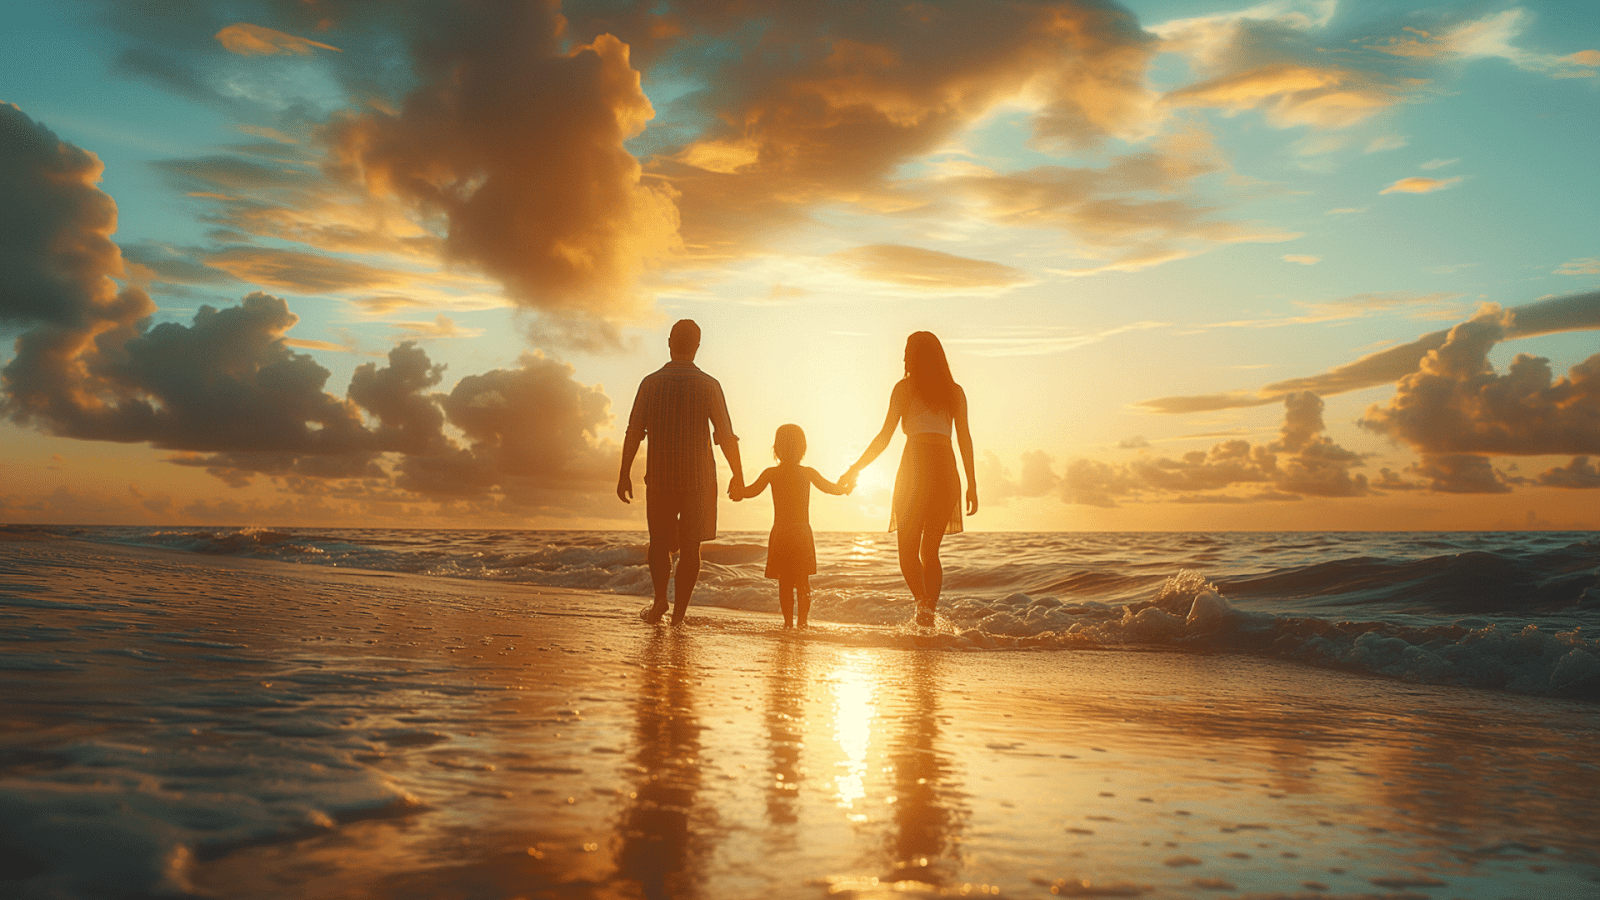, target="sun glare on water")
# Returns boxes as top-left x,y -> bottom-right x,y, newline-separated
831,653 -> 881,819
